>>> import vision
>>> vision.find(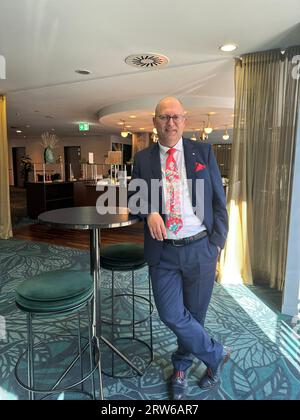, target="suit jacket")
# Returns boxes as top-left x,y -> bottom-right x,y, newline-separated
129,138 -> 228,266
